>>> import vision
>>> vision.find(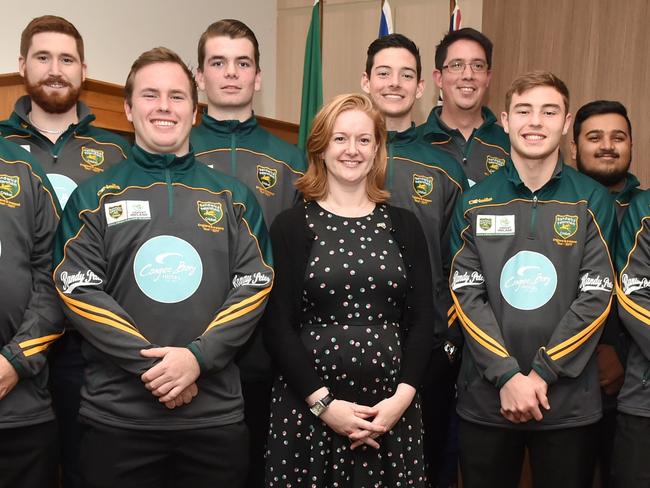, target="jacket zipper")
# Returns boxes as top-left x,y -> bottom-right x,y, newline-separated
230,132 -> 237,176
528,195 -> 538,239
165,168 -> 173,217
